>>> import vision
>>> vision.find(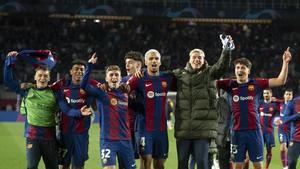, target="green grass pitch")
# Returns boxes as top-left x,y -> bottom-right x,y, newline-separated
0,122 -> 298,169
